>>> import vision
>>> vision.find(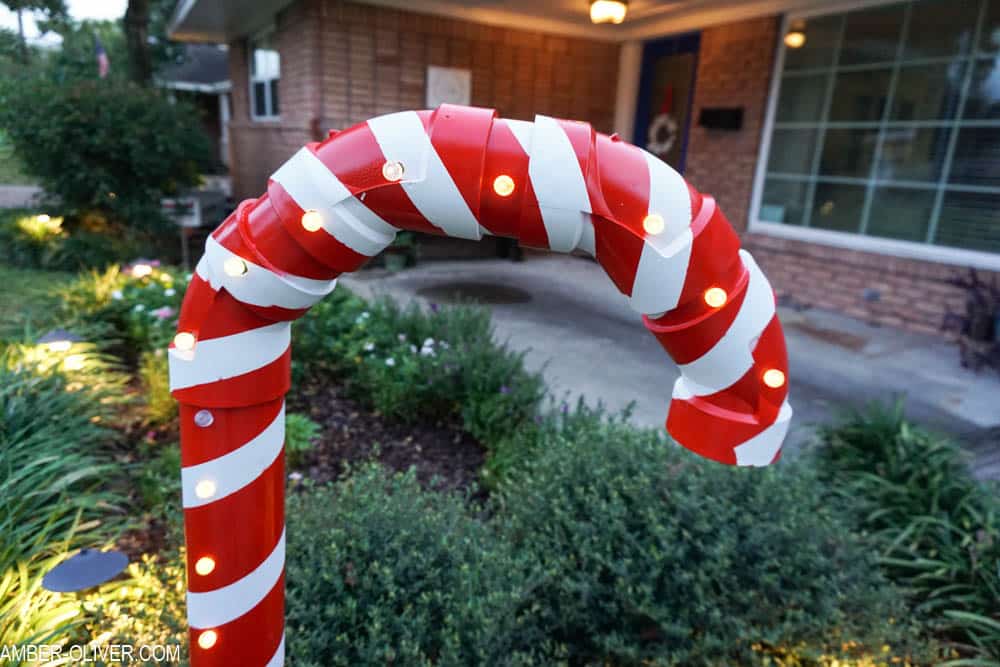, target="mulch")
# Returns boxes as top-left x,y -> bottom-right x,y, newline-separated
287,383 -> 488,498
